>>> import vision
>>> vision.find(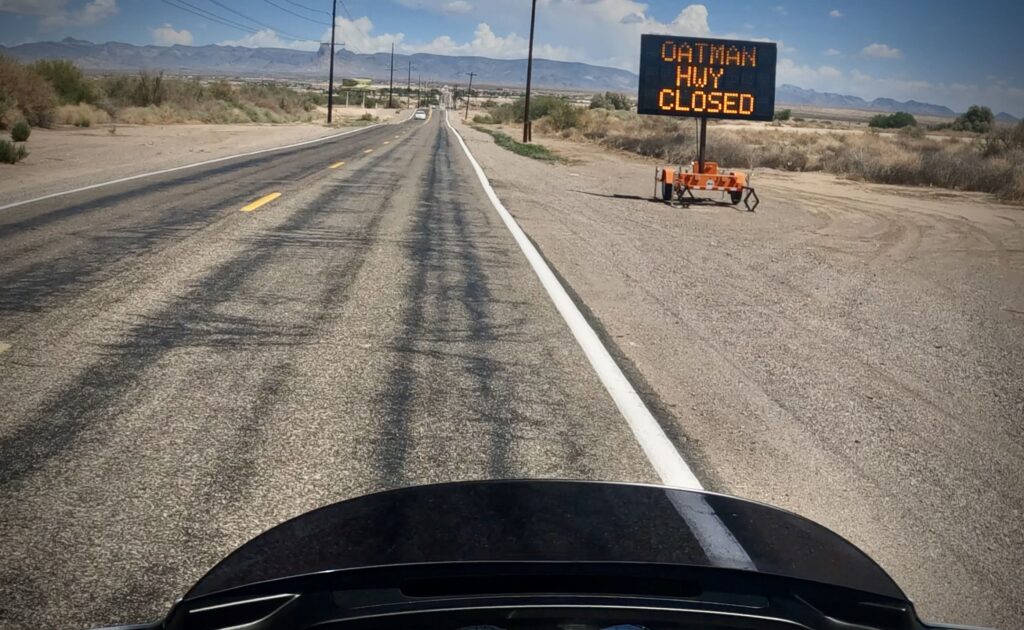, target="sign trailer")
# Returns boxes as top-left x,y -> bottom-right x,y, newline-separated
637,35 -> 778,210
